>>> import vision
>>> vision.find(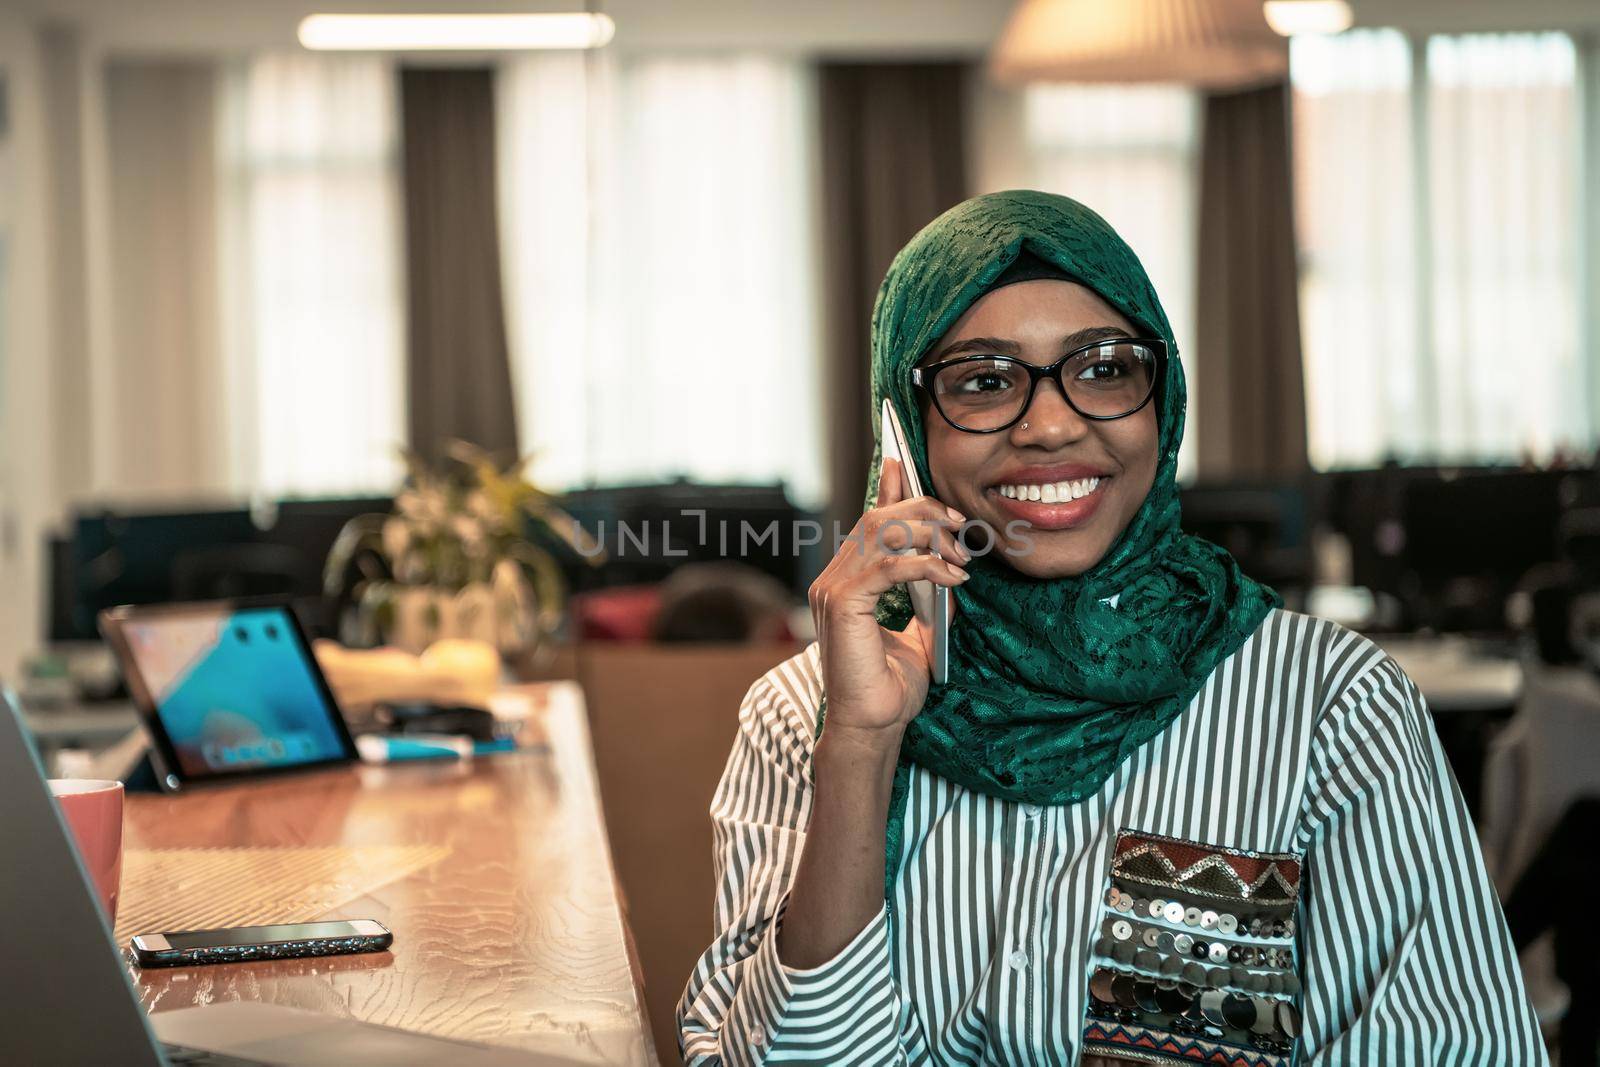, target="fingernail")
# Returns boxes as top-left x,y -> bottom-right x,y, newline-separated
946,506 -> 965,523
952,542 -> 971,562
949,563 -> 969,581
